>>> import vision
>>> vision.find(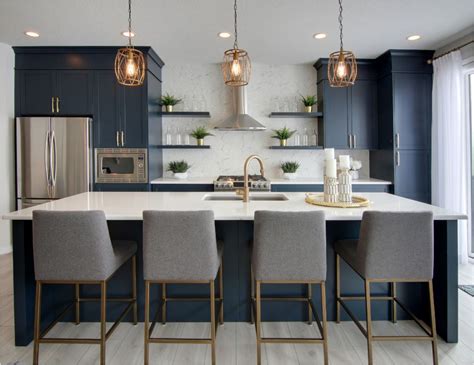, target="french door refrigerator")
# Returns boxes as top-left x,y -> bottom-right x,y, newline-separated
16,117 -> 92,209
